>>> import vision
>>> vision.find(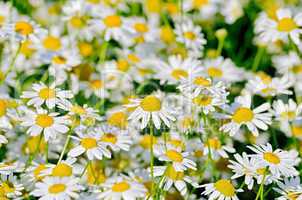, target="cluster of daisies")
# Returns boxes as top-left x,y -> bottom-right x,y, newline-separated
0,0 -> 301,199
